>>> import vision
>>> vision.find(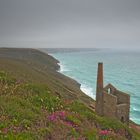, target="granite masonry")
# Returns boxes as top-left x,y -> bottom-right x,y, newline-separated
95,63 -> 130,125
